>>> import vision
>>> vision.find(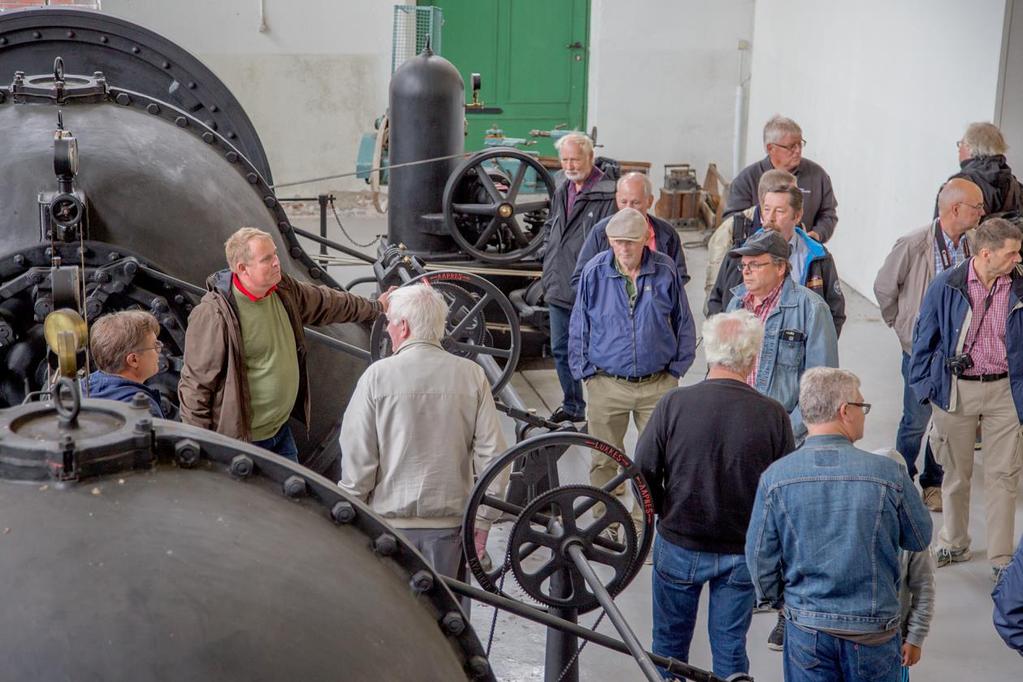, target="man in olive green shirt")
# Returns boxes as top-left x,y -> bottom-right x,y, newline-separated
179,227 -> 390,462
